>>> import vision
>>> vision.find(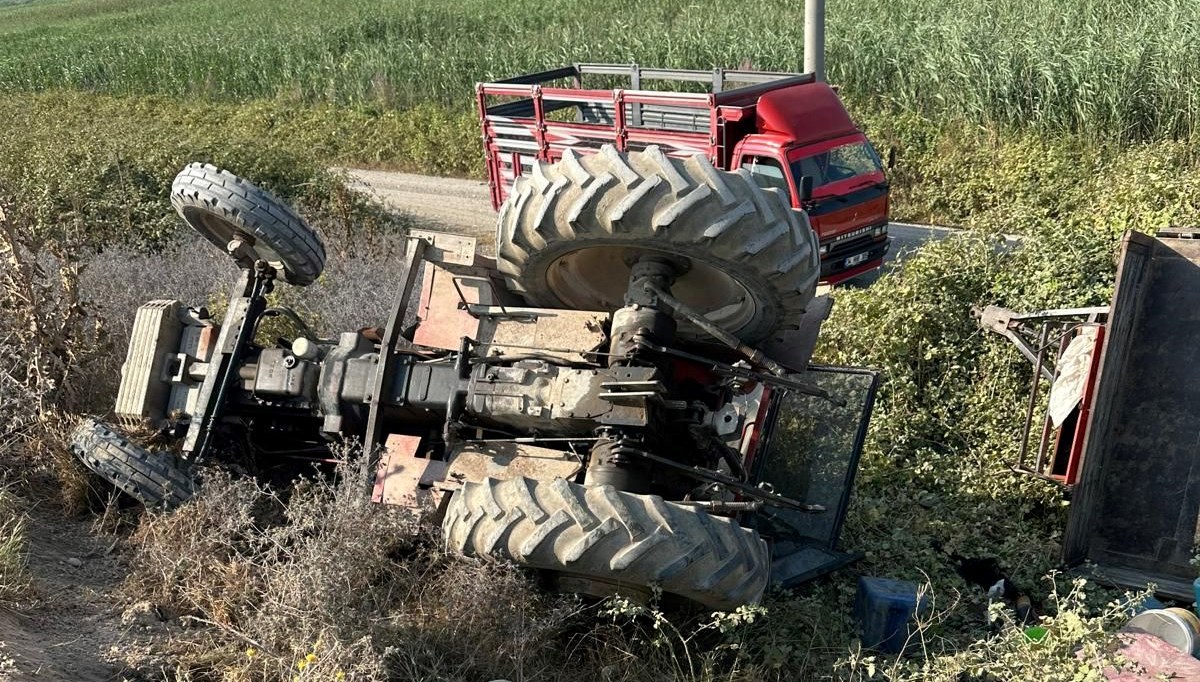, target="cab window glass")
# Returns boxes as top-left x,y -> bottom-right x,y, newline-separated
791,142 -> 883,190
743,156 -> 790,196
